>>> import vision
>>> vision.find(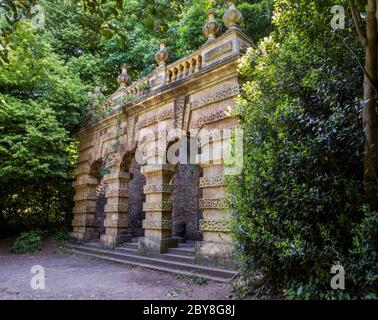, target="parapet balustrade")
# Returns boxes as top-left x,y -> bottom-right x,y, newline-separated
104,2 -> 245,111
165,53 -> 202,84
107,51 -> 203,109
